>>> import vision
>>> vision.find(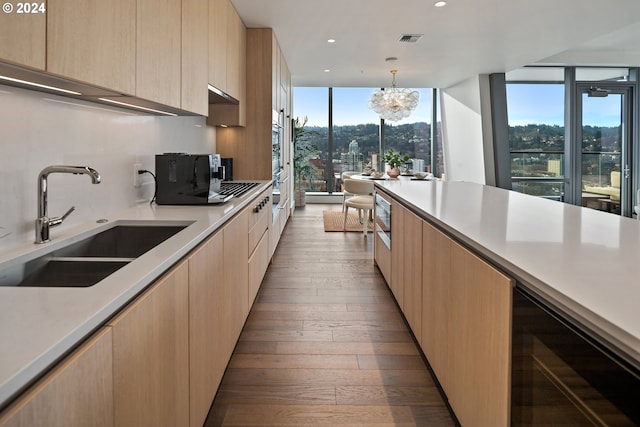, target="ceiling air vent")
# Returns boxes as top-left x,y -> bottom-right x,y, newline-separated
399,34 -> 423,43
